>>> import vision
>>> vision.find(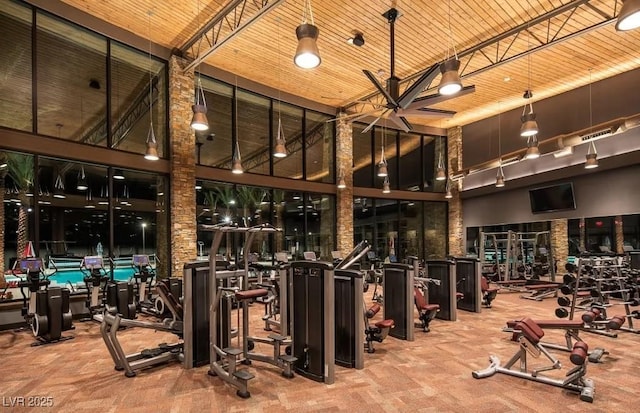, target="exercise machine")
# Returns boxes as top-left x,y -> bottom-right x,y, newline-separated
105,275 -> 137,320
363,303 -> 394,353
473,317 -> 595,402
15,257 -> 74,346
80,255 -> 109,319
383,257 -> 423,341
131,254 -> 156,314
454,257 -> 482,313
290,260 -> 335,383
100,278 -> 183,377
424,259 -> 458,321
